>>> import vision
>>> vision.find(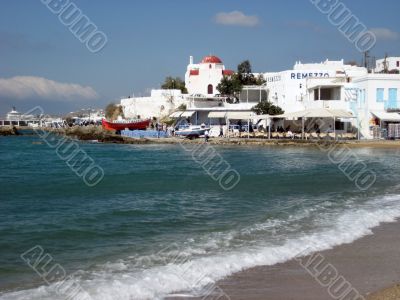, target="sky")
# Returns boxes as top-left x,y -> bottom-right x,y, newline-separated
0,0 -> 399,116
